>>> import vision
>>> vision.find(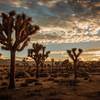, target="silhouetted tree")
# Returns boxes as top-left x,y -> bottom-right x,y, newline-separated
51,58 -> 54,74
0,53 -> 3,59
40,46 -> 50,72
67,48 -> 83,80
61,59 -> 70,72
28,43 -> 50,78
0,11 -> 39,89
